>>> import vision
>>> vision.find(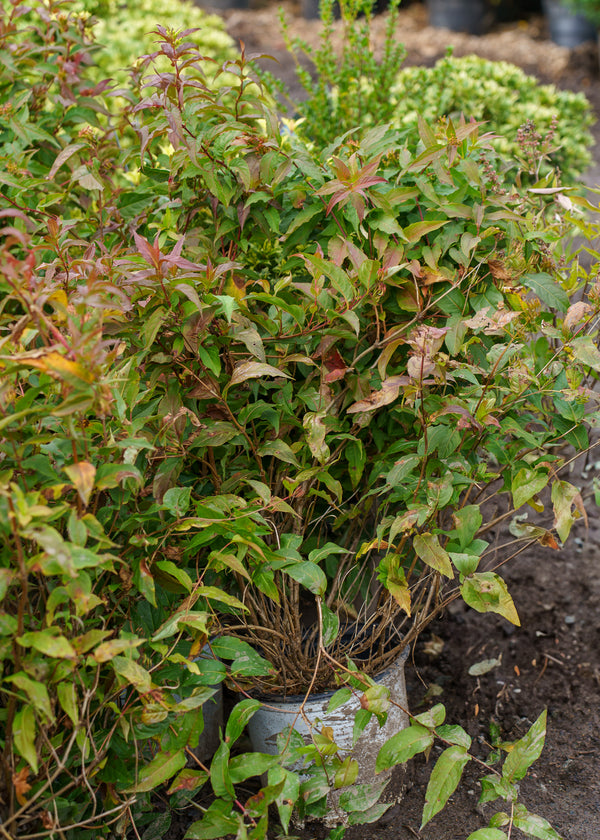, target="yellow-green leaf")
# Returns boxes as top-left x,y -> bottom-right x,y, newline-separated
413,533 -> 453,578
57,681 -> 79,727
93,637 -> 144,663
125,751 -> 187,793
7,673 -> 54,723
111,656 -> 152,693
461,572 -> 520,626
63,461 -> 96,507
13,706 -> 38,774
17,630 -> 76,660
422,745 -> 470,827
